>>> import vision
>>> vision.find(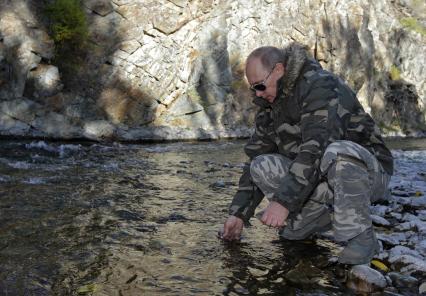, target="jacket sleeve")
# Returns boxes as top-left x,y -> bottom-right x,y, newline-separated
228,108 -> 278,222
270,74 -> 351,214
